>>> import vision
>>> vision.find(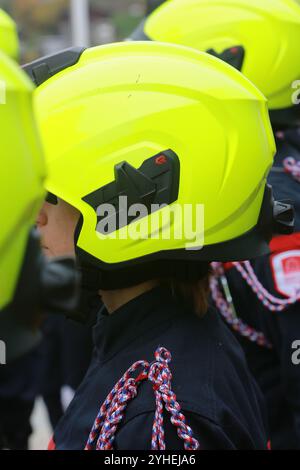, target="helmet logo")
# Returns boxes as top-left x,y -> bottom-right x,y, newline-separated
0,341 -> 6,365
292,80 -> 300,105
155,155 -> 168,165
